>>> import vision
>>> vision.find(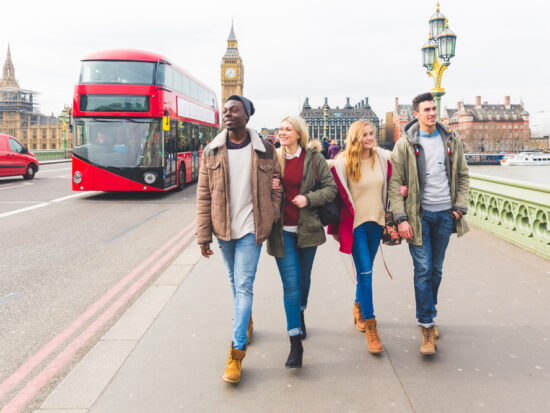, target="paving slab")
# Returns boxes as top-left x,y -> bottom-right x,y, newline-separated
40,340 -> 136,410
38,226 -> 550,413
